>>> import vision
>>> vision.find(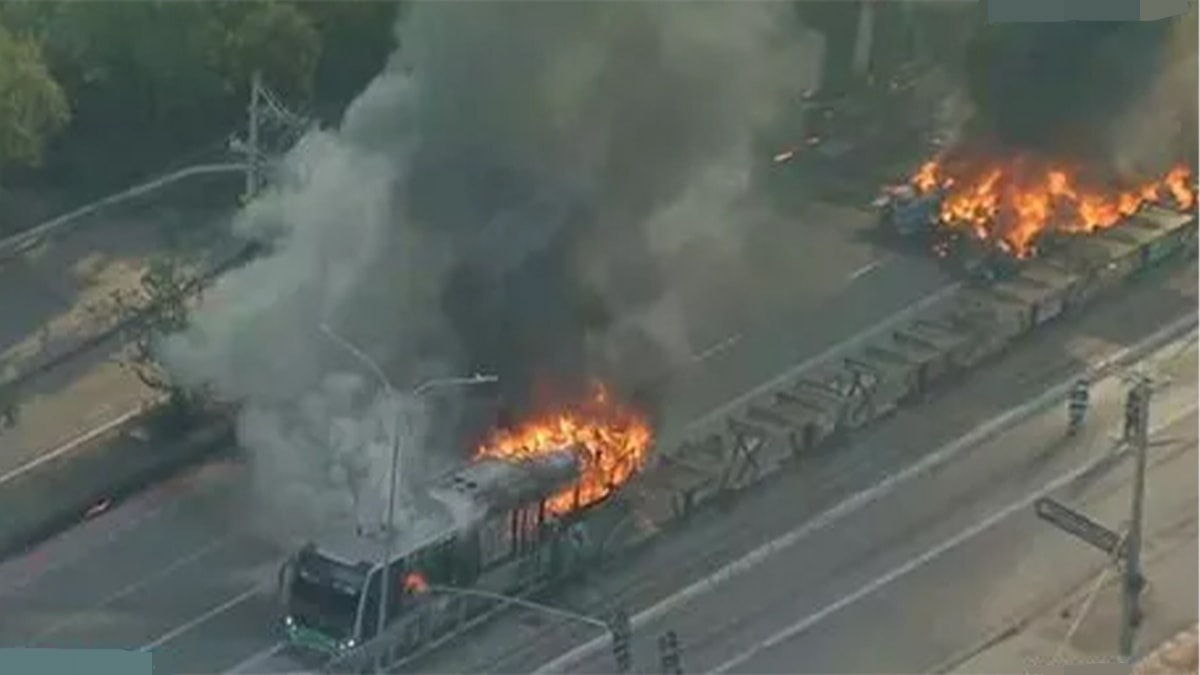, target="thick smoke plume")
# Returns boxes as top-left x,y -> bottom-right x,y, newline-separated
162,2 -> 815,541
955,13 -> 1196,176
